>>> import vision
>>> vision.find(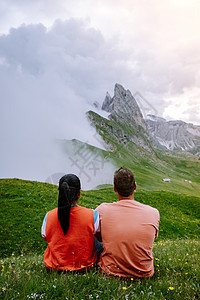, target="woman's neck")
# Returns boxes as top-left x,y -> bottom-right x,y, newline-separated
71,200 -> 79,207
